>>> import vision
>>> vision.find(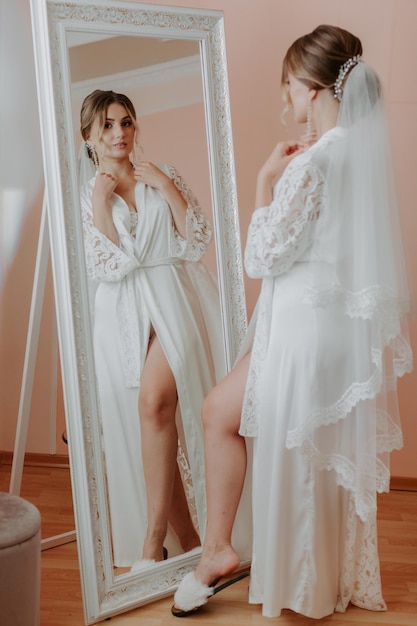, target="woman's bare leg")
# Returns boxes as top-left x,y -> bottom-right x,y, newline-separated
169,466 -> 201,553
139,335 -> 177,560
193,353 -> 251,586
139,335 -> 200,560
